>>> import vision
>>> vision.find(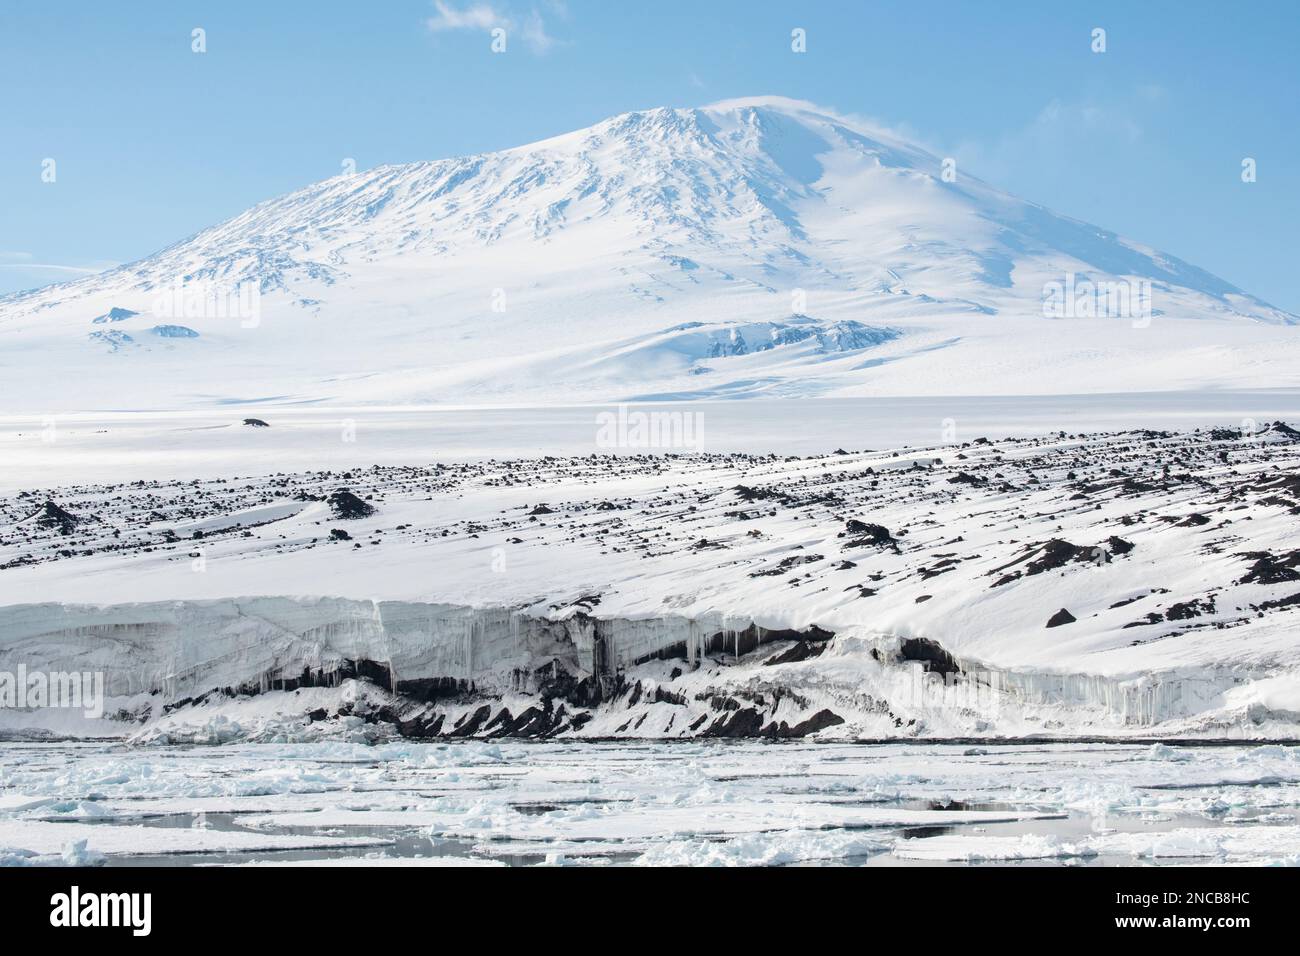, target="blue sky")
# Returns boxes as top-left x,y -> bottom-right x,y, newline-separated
2,1 -> 1297,310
